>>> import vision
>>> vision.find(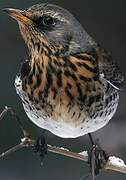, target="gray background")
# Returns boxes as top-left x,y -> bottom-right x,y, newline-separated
0,0 -> 126,180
